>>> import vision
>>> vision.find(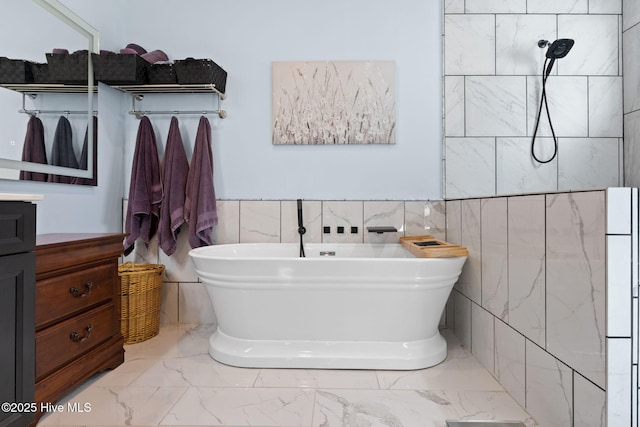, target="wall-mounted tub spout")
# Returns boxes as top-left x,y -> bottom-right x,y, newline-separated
367,226 -> 398,234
